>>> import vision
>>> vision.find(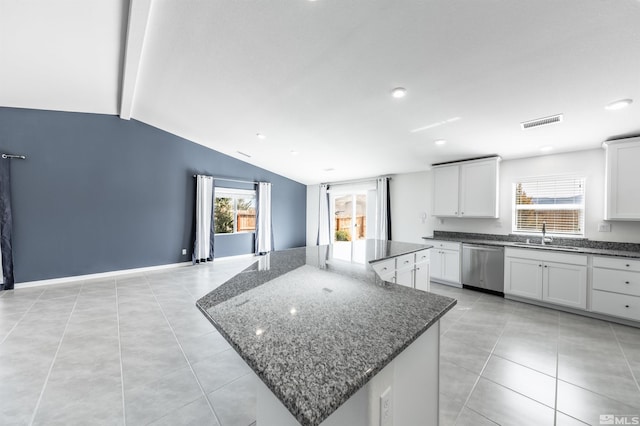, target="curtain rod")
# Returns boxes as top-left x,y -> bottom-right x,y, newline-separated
1,153 -> 26,160
193,175 -> 268,186
321,175 -> 392,186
